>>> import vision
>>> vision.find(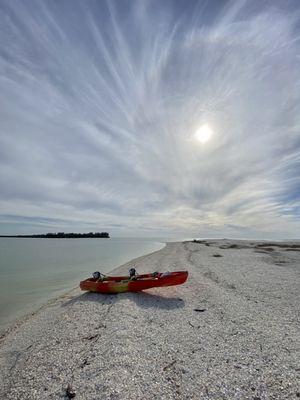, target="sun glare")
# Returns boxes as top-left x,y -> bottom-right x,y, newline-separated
194,124 -> 213,144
